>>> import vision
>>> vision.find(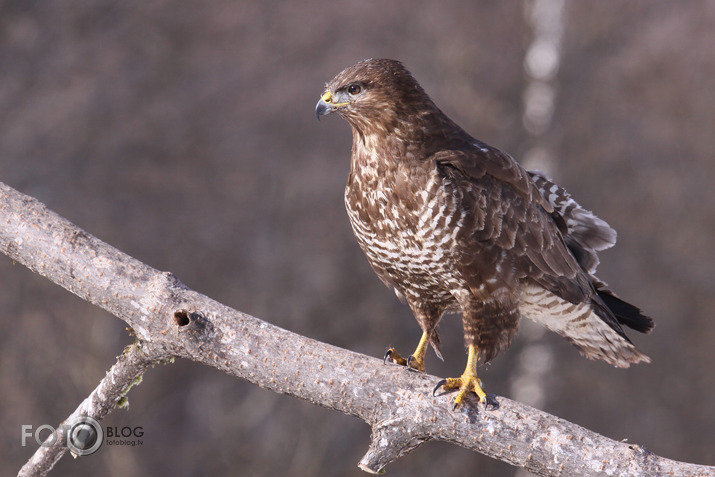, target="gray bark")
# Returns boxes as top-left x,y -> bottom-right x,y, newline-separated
2,181 -> 713,477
